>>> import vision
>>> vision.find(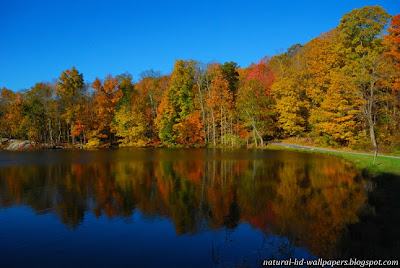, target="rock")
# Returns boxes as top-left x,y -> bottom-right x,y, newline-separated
5,139 -> 34,150
2,139 -> 66,150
